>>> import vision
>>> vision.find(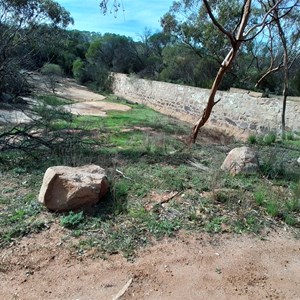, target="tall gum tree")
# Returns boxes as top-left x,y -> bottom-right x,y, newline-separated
255,0 -> 299,135
0,0 -> 73,99
99,0 -> 294,143
187,0 -> 285,143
